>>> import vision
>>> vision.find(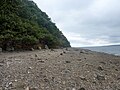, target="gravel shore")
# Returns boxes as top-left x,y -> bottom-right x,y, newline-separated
0,48 -> 120,90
